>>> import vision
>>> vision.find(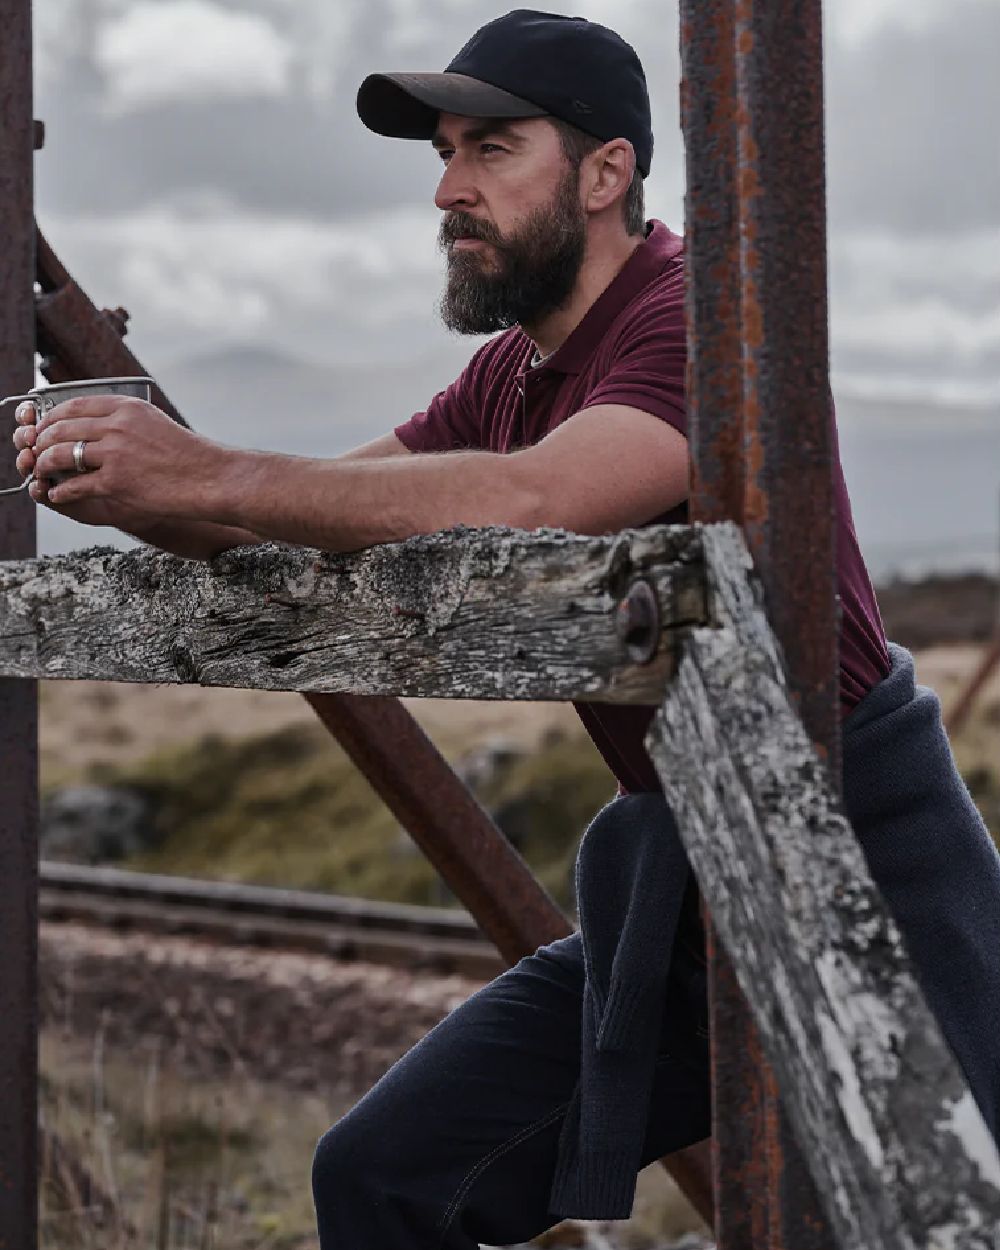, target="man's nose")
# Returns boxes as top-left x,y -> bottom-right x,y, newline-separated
434,157 -> 479,213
